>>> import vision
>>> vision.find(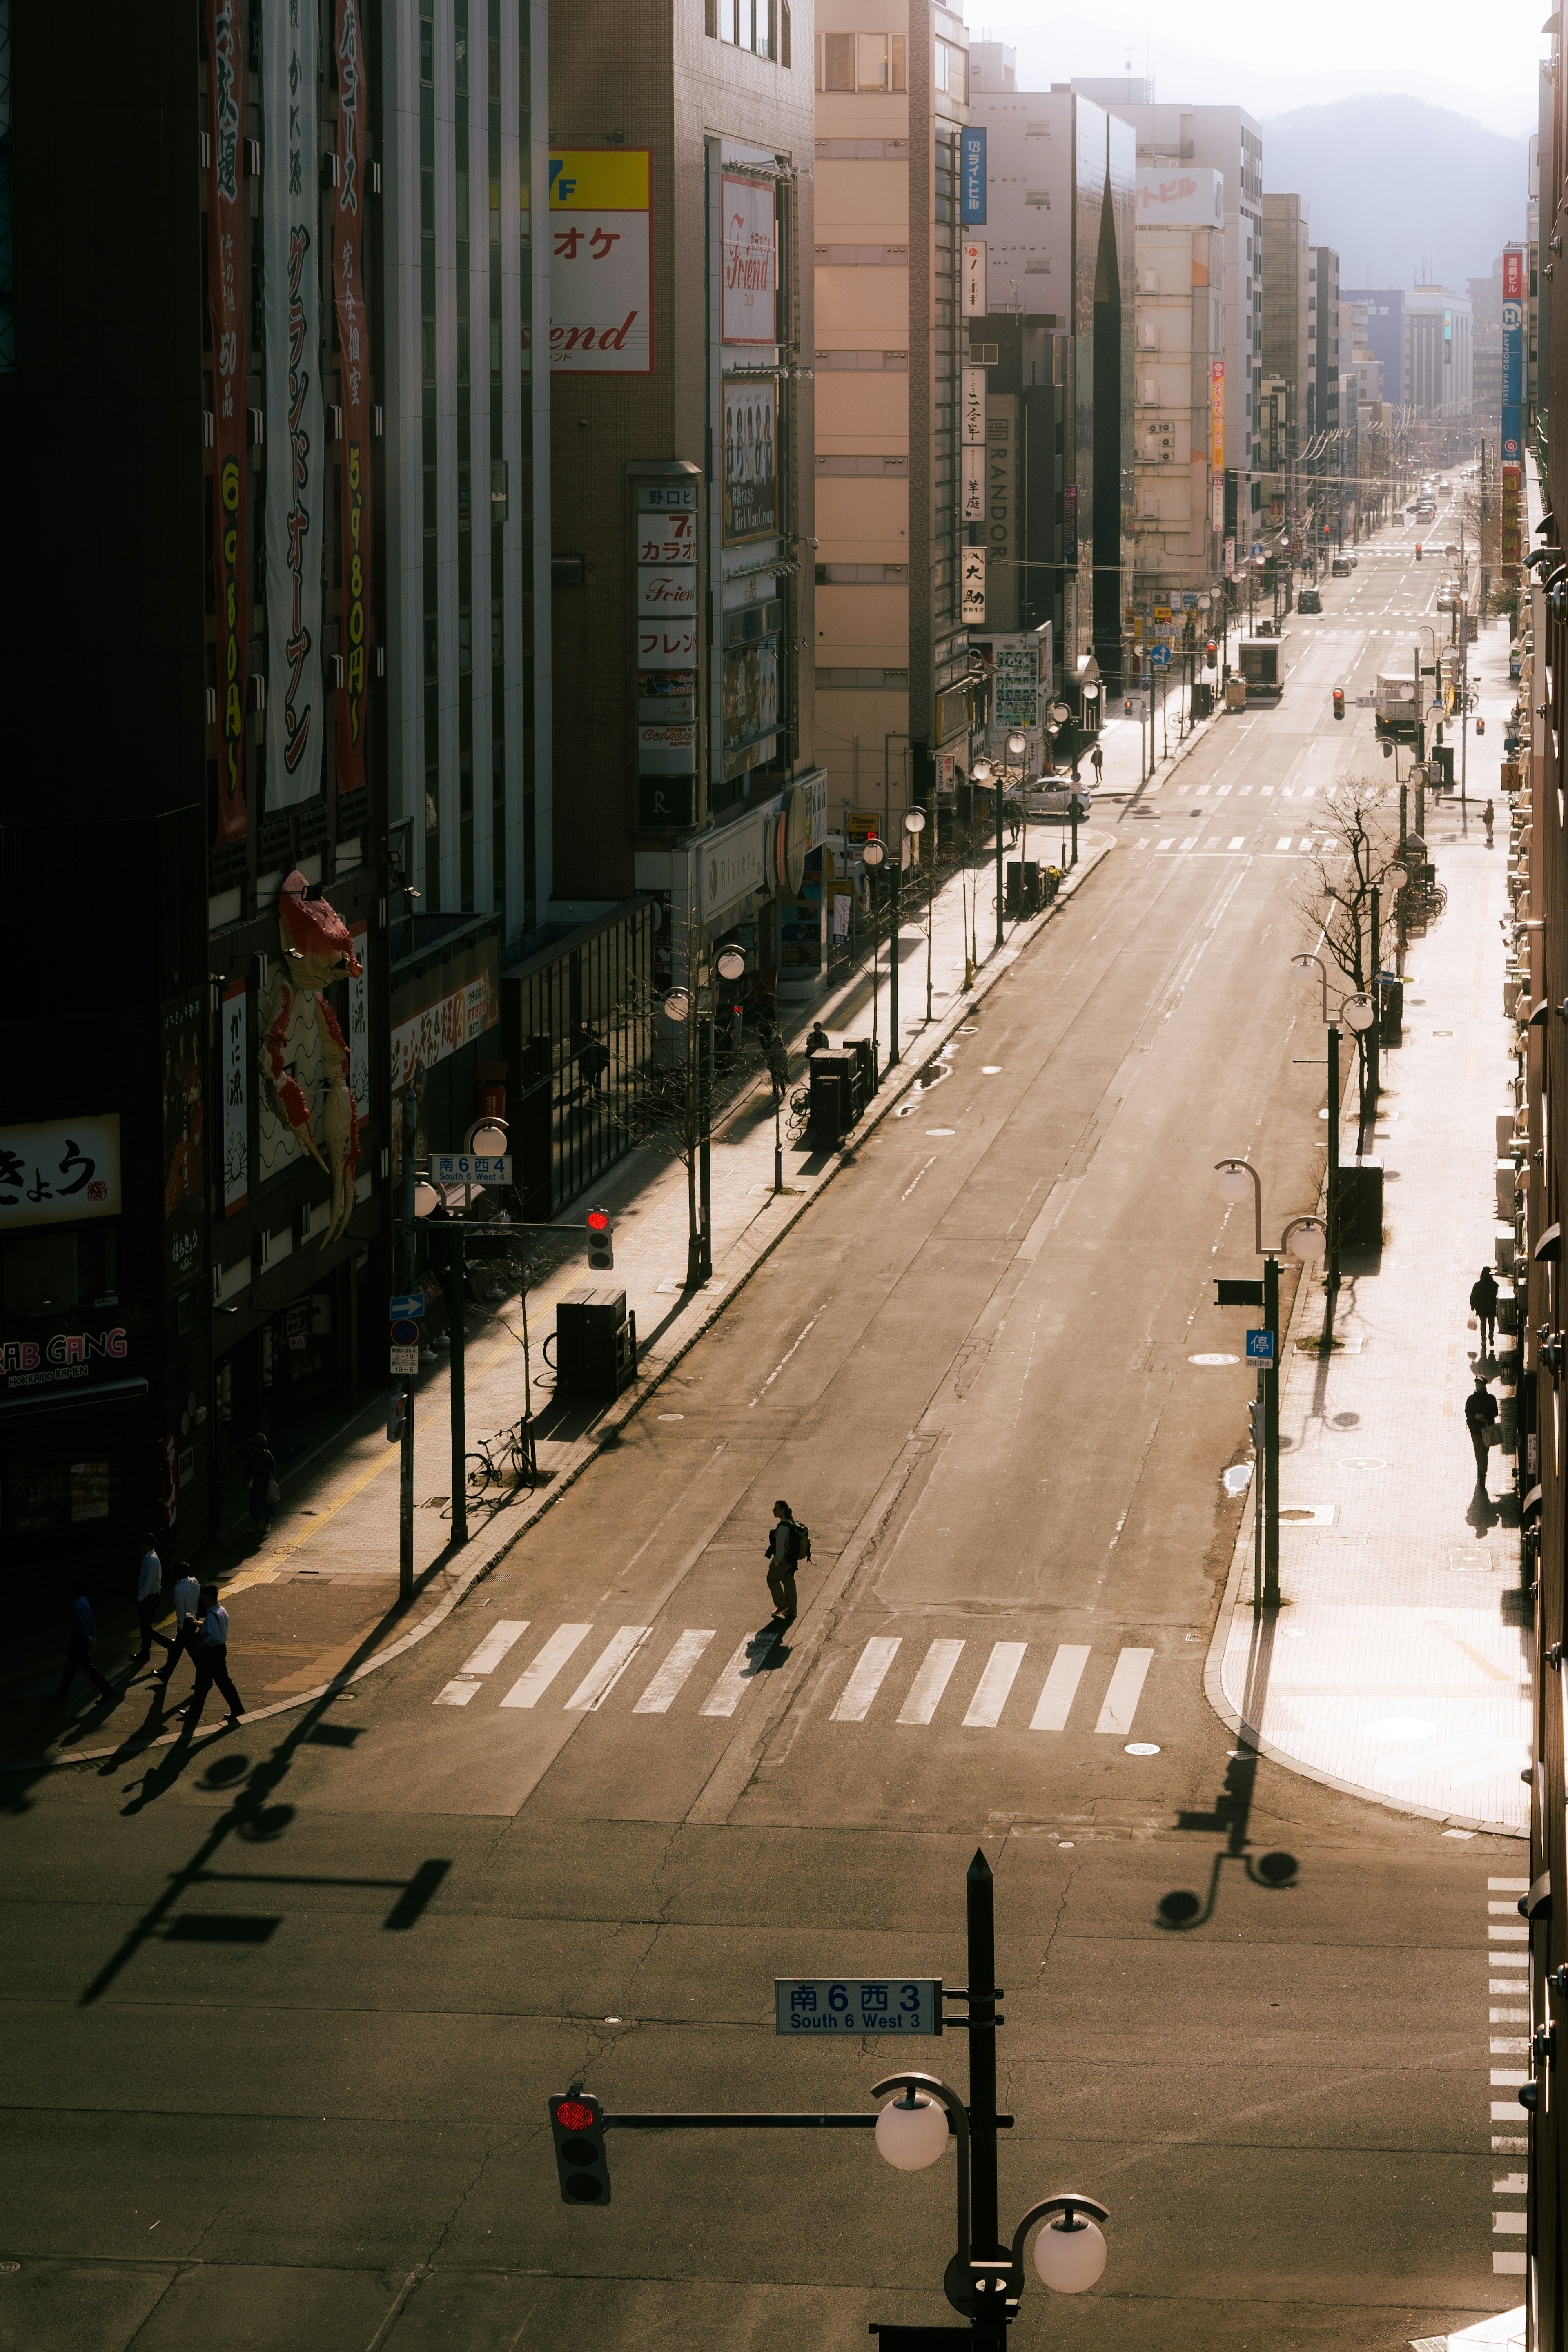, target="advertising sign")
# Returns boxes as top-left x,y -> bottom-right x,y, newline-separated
635,478 -> 699,821
332,0 -> 372,796
162,996 -> 206,1291
962,240 -> 987,318
982,630 -> 1046,730
961,366 -> 986,446
0,1116 -> 122,1232
348,922 -> 370,1120
960,546 -> 986,622
1134,167 -> 1224,227
390,942 -> 499,1089
549,149 -> 653,372
721,175 -> 776,344
961,442 -> 985,523
221,979 -> 249,1216
722,380 -> 777,542
1210,359 -> 1225,472
1502,464 -> 1522,573
206,0 -> 249,845
960,127 -> 986,224
264,0 -> 325,808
